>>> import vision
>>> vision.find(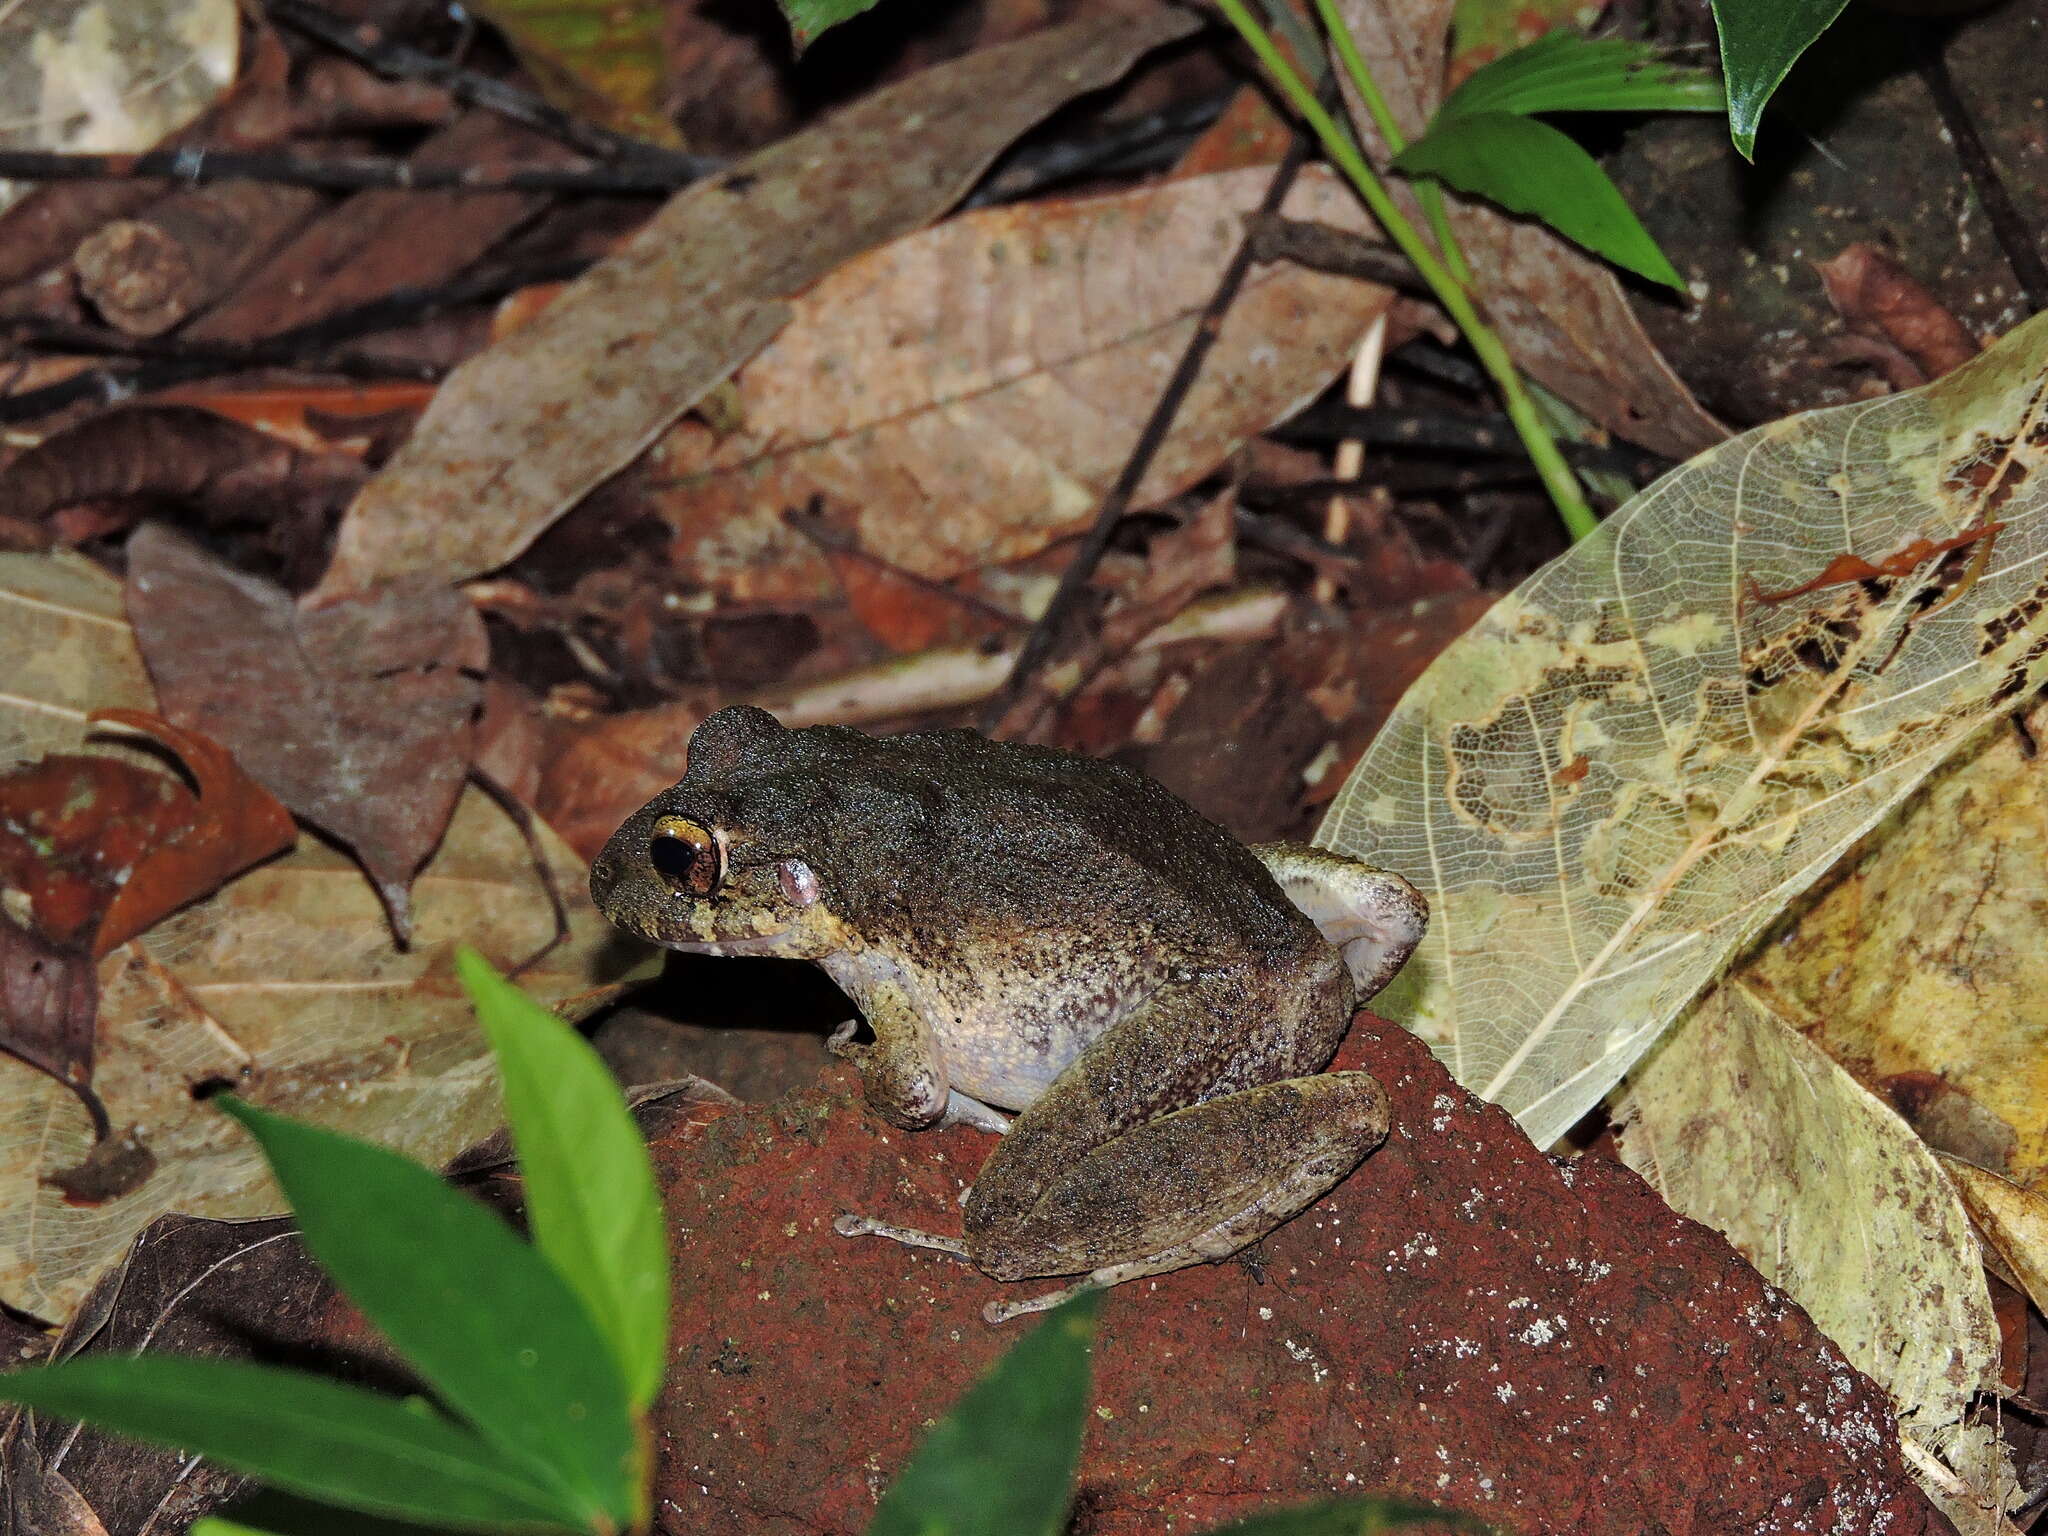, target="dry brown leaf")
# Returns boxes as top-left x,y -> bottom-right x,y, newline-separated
651,164 -> 1391,603
312,9 -> 1199,601
1743,693 -> 2048,1189
126,526 -> 485,943
1327,0 -> 1724,461
0,551 -> 642,1321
